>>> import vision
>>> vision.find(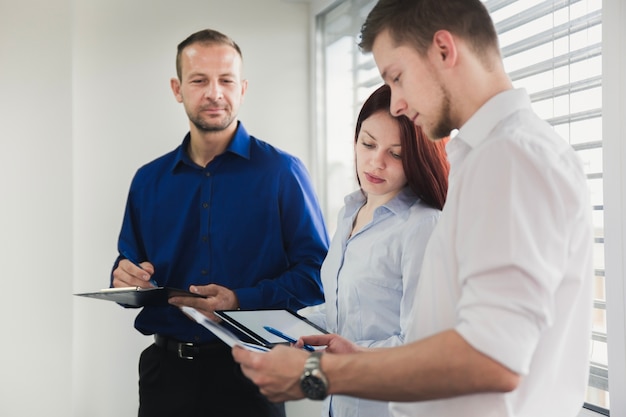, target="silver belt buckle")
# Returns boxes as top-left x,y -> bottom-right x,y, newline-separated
178,342 -> 195,360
